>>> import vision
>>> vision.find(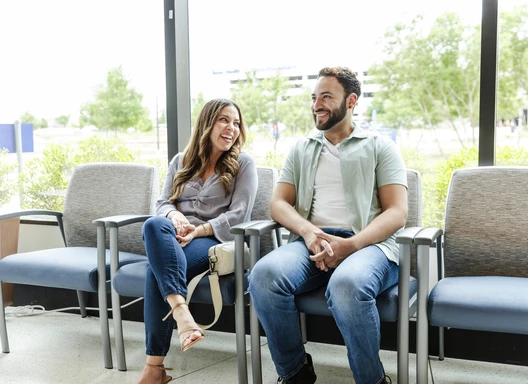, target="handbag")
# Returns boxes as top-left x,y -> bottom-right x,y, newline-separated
186,241 -> 250,329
